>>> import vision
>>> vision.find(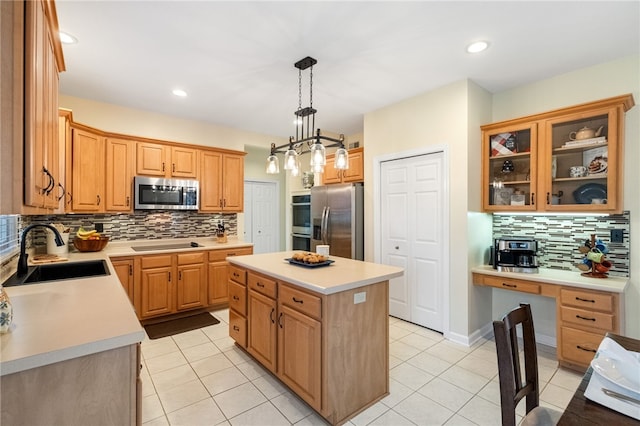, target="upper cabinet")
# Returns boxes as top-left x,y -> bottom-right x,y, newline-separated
200,151 -> 245,212
106,138 -> 135,212
70,127 -> 105,213
23,0 -> 65,211
136,142 -> 198,178
481,95 -> 634,213
323,147 -> 364,185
